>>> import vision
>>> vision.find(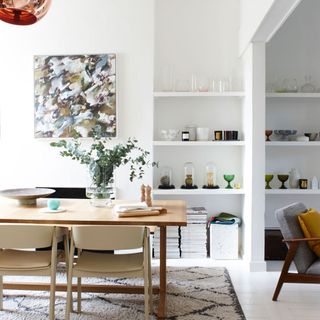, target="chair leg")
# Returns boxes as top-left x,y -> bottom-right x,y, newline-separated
0,275 -> 3,310
77,277 -> 82,313
273,241 -> 299,301
66,240 -> 75,320
49,230 -> 58,320
148,240 -> 153,314
64,233 -> 70,271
